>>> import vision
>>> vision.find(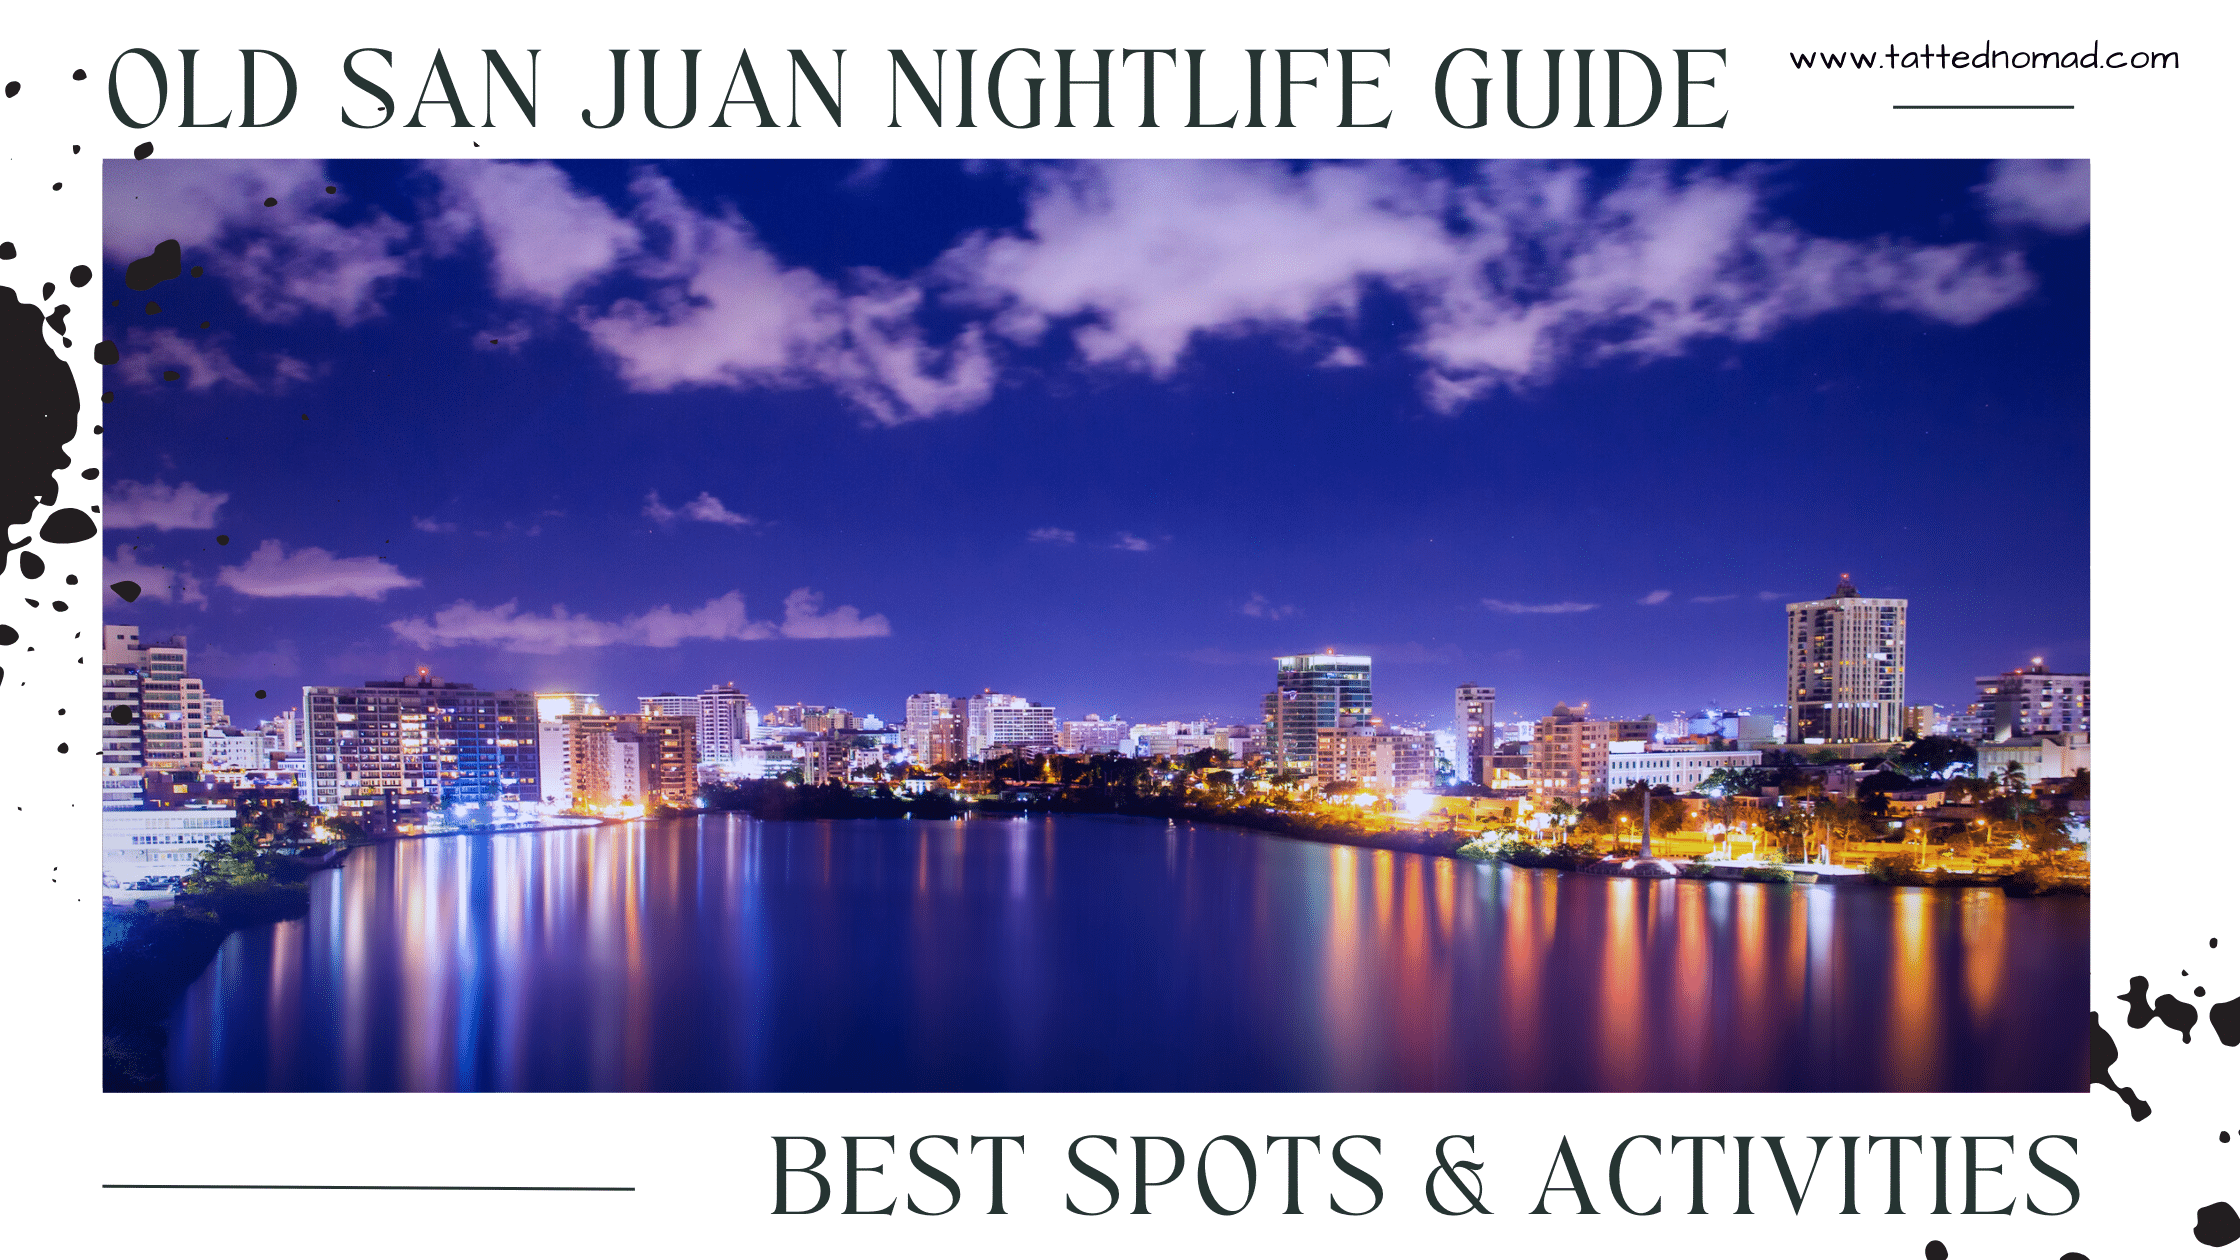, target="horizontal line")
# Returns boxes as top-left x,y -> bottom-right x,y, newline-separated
103,1174 -> 631,1183
103,1184 -> 634,1192
1893,104 -> 2074,110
